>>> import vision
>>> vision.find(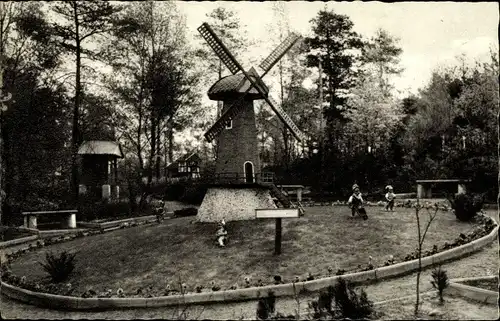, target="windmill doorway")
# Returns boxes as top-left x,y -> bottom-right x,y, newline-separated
244,161 -> 254,183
